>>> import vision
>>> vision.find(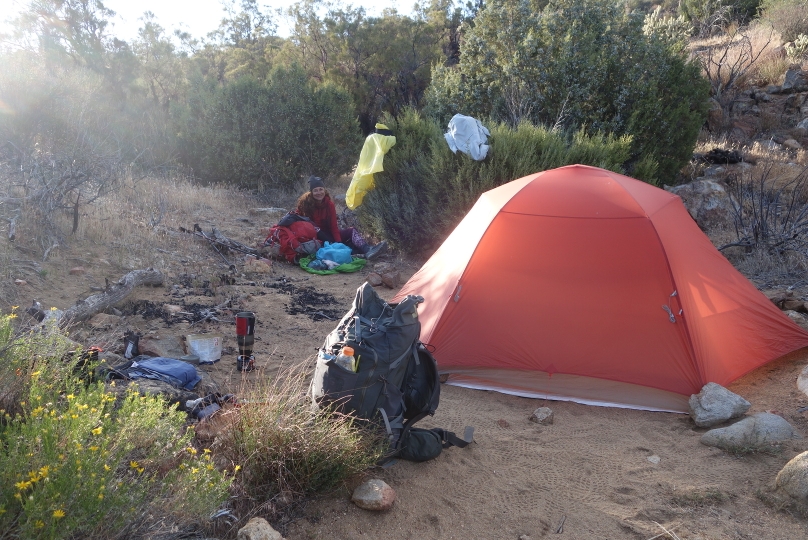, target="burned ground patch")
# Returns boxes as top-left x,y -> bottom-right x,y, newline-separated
266,278 -> 346,321
119,299 -> 227,326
